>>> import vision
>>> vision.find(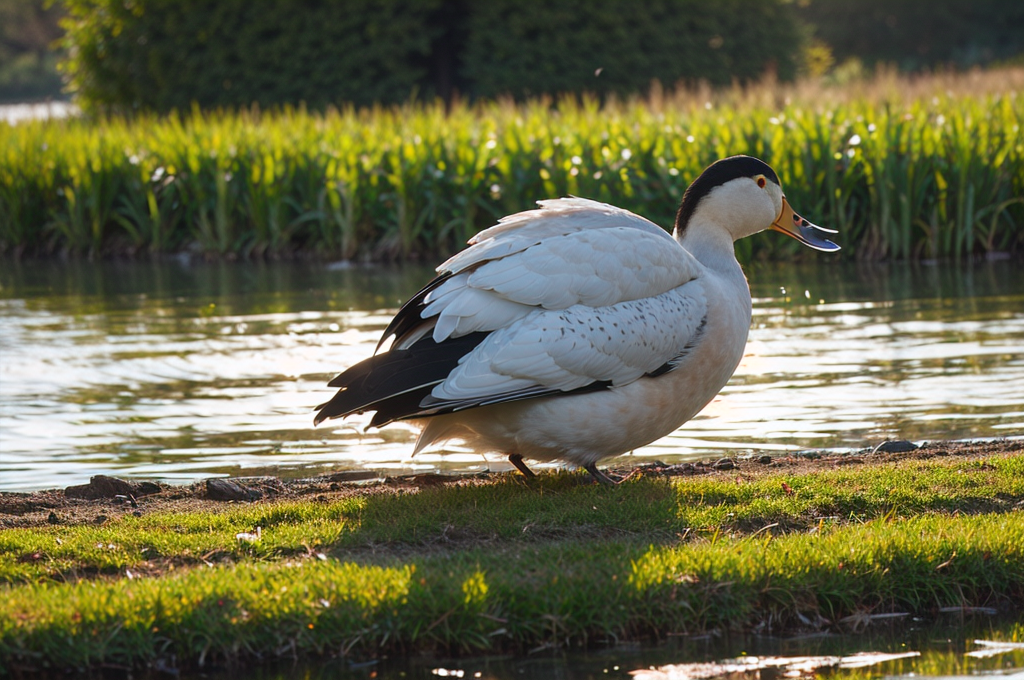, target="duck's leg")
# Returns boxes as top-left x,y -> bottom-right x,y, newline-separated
508,453 -> 536,479
583,463 -> 618,485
